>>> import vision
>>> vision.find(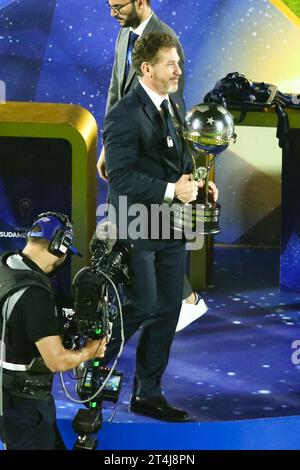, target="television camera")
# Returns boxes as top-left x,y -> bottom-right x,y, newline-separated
61,222 -> 130,450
